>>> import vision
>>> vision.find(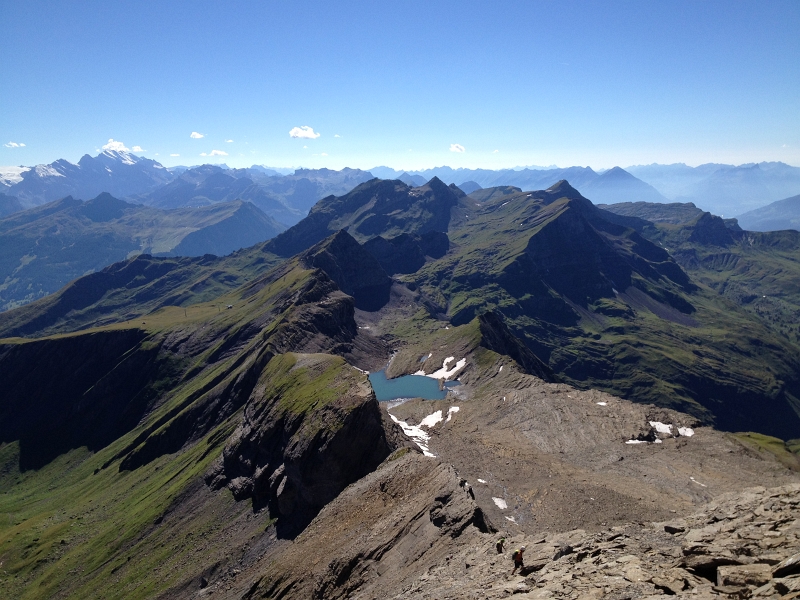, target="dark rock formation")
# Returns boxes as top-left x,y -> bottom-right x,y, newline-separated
362,231 -> 449,275
206,353 -> 395,538
477,311 -> 556,382
299,230 -> 391,311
